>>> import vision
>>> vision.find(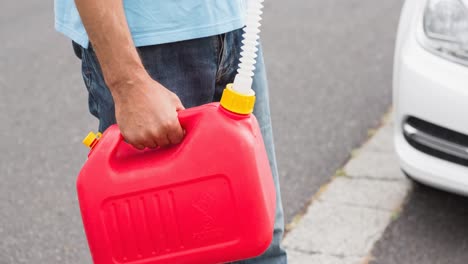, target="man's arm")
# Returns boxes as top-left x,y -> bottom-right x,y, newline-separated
75,0 -> 185,149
